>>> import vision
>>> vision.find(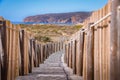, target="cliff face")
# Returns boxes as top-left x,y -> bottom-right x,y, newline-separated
24,12 -> 92,24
